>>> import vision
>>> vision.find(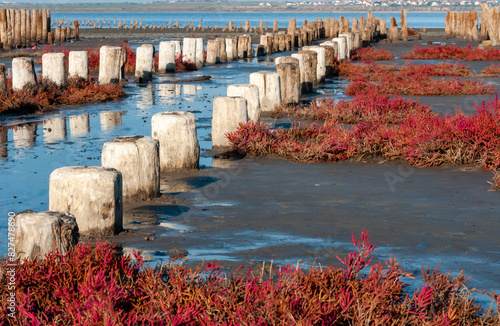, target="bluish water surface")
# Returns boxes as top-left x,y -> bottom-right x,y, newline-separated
51,12 -> 446,29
